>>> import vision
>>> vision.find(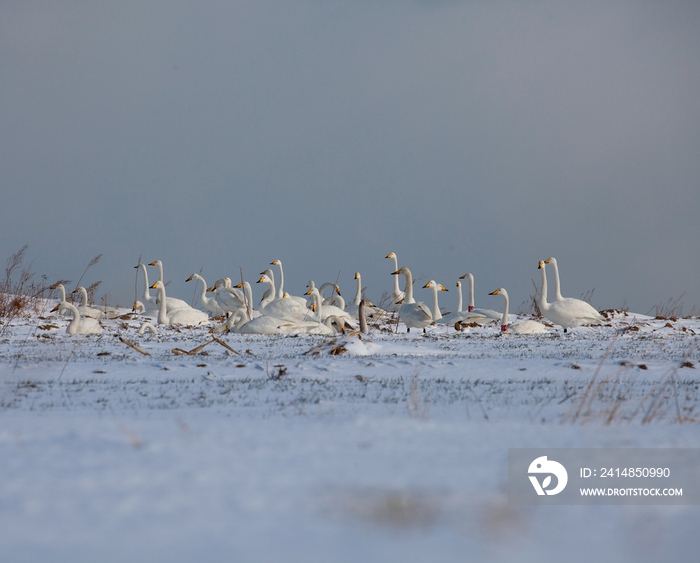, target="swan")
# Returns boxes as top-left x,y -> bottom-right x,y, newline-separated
50,283 -> 71,316
270,259 -> 308,307
304,287 -> 355,325
543,257 -> 565,302
385,252 -> 405,309
435,281 -> 490,326
233,280 -> 261,321
538,261 -> 604,332
345,272 -> 389,320
51,302 -> 104,335
208,277 -> 246,316
185,274 -> 225,316
422,281 -> 449,321
147,260 -> 192,311
459,273 -> 502,320
150,281 -> 210,326
257,274 -> 313,321
391,266 -> 432,332
134,264 -> 160,314
488,288 -> 548,334
71,287 -> 111,319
